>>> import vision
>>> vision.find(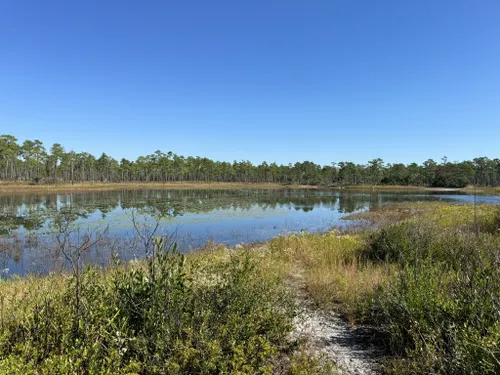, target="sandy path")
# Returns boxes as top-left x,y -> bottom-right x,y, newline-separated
290,270 -> 380,374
